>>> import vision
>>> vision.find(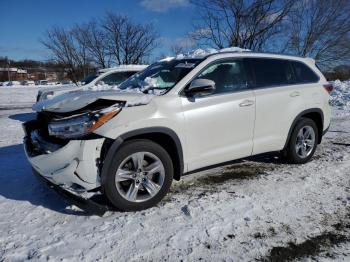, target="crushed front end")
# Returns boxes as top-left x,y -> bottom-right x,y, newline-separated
23,115 -> 105,192
22,98 -> 124,215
